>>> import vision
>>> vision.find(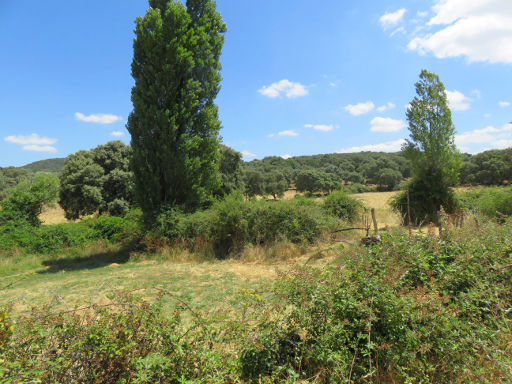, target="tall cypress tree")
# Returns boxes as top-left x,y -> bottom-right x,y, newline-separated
127,0 -> 226,215
397,69 -> 462,224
